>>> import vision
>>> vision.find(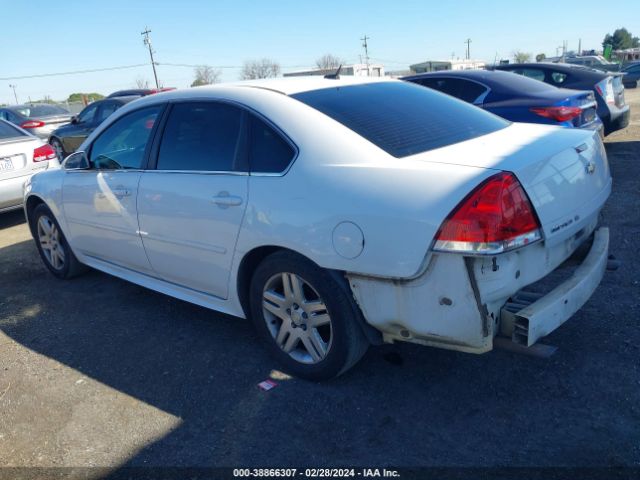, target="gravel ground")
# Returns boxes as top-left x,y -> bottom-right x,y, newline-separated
0,89 -> 639,477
